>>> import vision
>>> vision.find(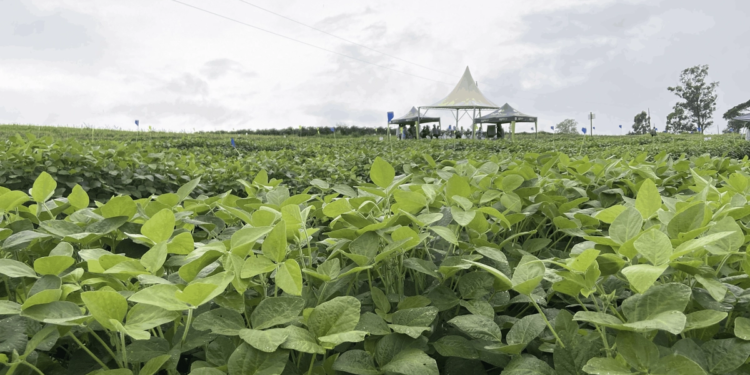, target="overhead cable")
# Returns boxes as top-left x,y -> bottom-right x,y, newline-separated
235,0 -> 457,77
171,0 -> 453,85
